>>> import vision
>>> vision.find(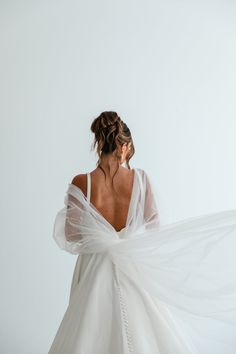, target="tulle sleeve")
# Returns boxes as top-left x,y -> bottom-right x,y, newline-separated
52,189 -> 84,255
65,193 -> 84,242
143,170 -> 160,230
